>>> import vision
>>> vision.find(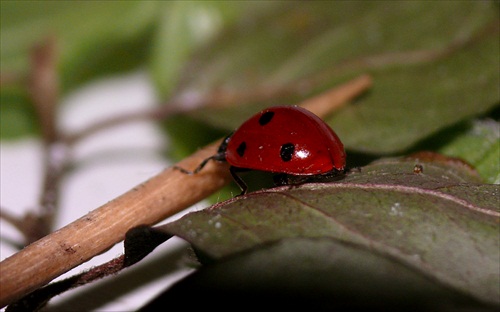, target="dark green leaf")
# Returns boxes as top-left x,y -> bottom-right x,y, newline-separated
158,156 -> 500,305
140,238 -> 490,311
170,1 -> 499,155
123,225 -> 172,267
